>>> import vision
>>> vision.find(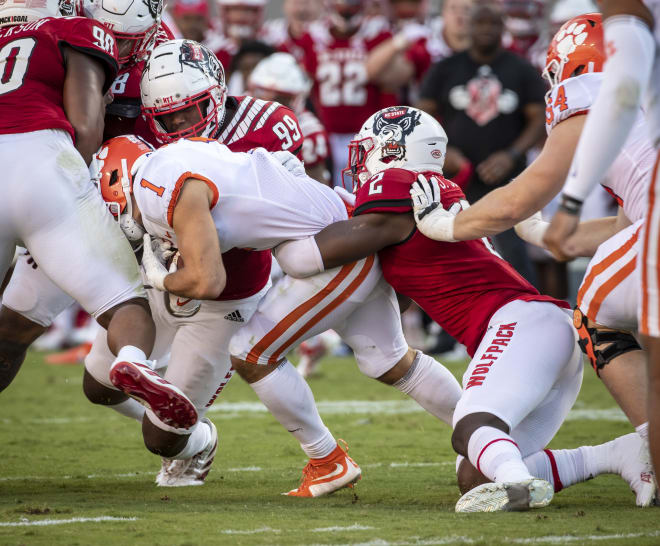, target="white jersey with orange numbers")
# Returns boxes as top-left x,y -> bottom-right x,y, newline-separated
577,220 -> 642,332
132,139 -> 347,252
546,73 -> 654,222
